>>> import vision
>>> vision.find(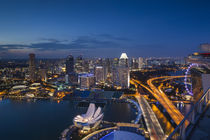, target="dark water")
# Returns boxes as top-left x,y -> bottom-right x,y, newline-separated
0,99 -> 136,140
